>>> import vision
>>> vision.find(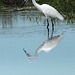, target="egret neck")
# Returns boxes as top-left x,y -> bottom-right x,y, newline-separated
32,0 -> 42,11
